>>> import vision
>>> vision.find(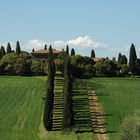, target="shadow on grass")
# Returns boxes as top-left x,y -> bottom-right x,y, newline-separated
73,83 -> 93,133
